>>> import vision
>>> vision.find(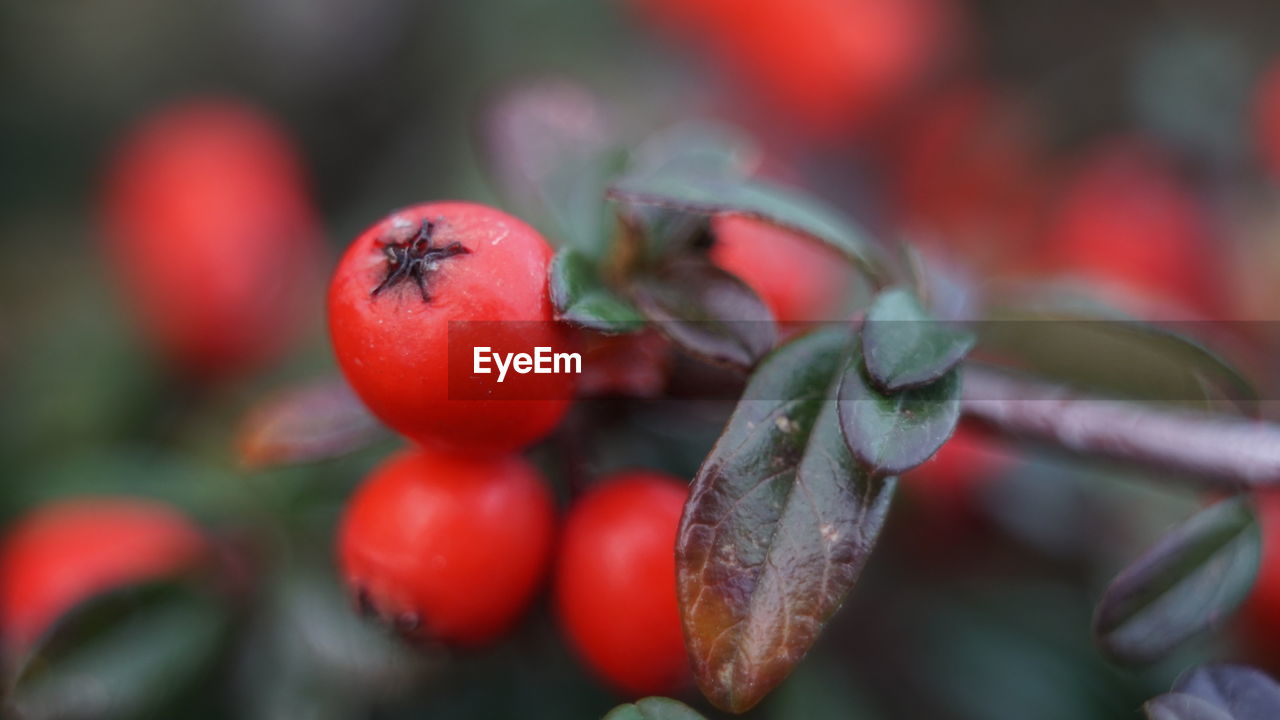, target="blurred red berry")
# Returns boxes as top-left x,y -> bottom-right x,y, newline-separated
638,0 -> 960,139
1040,139 -> 1224,318
0,498 -> 207,655
710,214 -> 850,324
327,202 -> 573,453
892,82 -> 1049,269
1255,60 -> 1280,181
555,471 -> 691,696
337,447 -> 556,647
101,98 -> 323,379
